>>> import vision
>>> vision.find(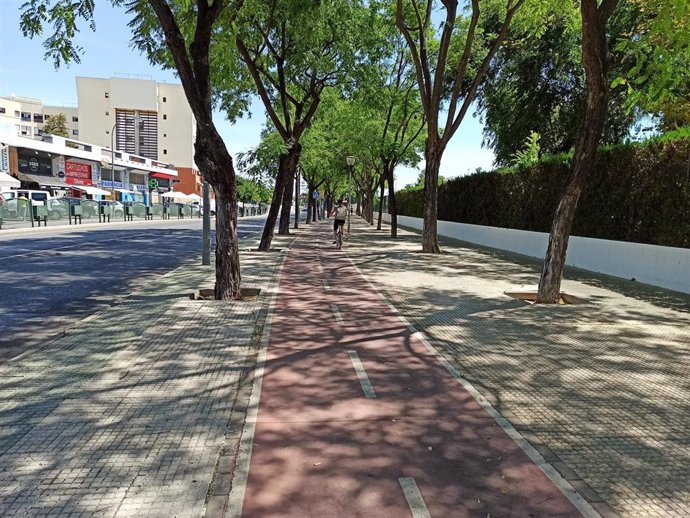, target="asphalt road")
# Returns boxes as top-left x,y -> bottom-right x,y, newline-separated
0,217 -> 267,363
